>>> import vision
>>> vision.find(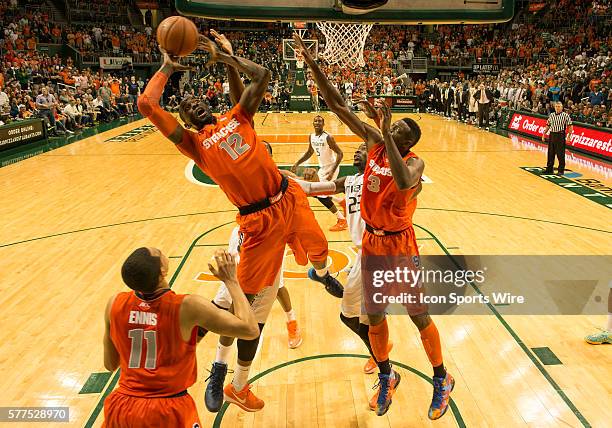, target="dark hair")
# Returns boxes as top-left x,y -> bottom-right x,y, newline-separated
314,115 -> 325,123
401,117 -> 421,146
121,248 -> 161,293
